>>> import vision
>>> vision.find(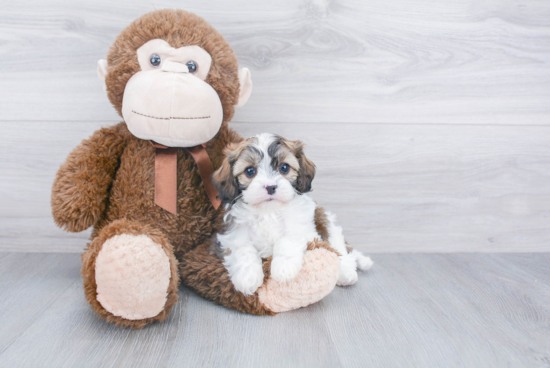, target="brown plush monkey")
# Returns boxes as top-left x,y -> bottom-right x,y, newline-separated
51,9 -> 340,328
